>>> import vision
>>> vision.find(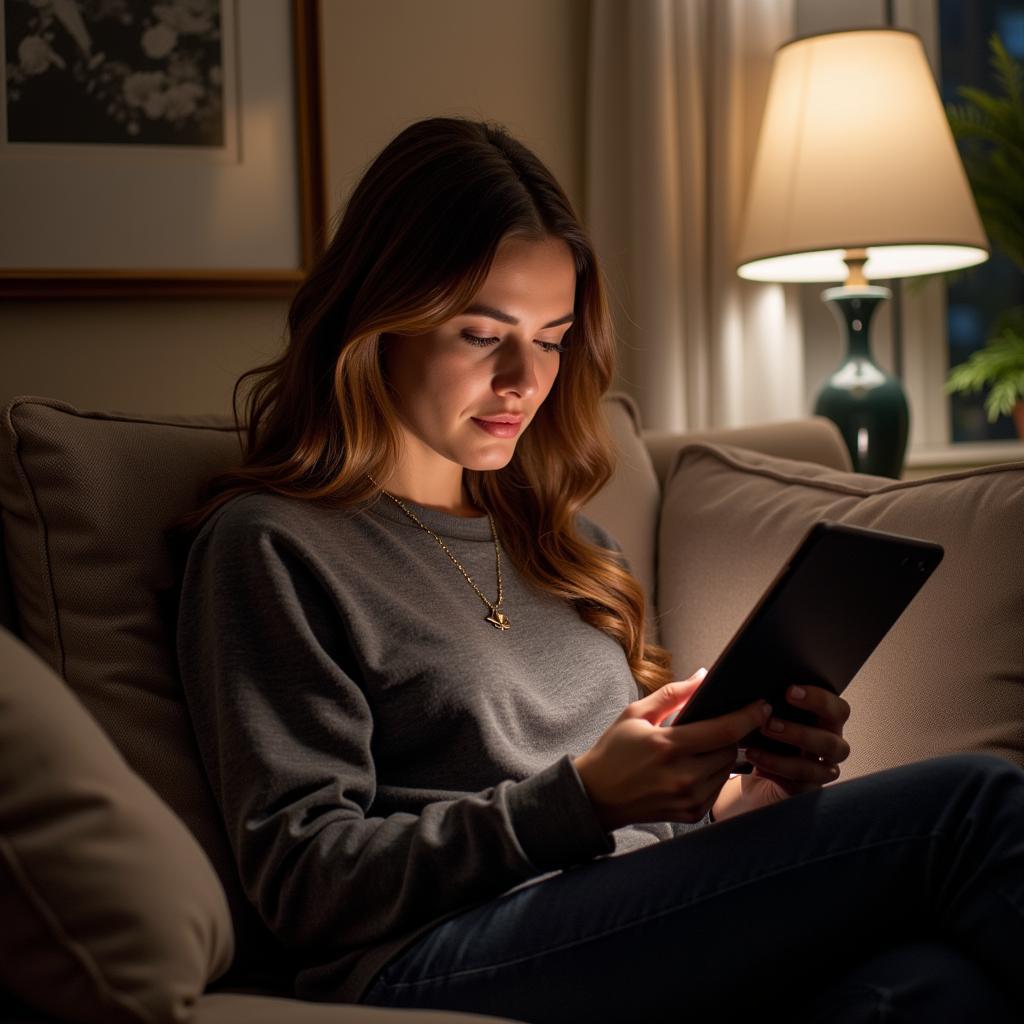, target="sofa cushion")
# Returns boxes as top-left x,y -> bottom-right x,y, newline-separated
0,395 -> 295,986
657,443 -> 1024,779
0,624 -> 233,1023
